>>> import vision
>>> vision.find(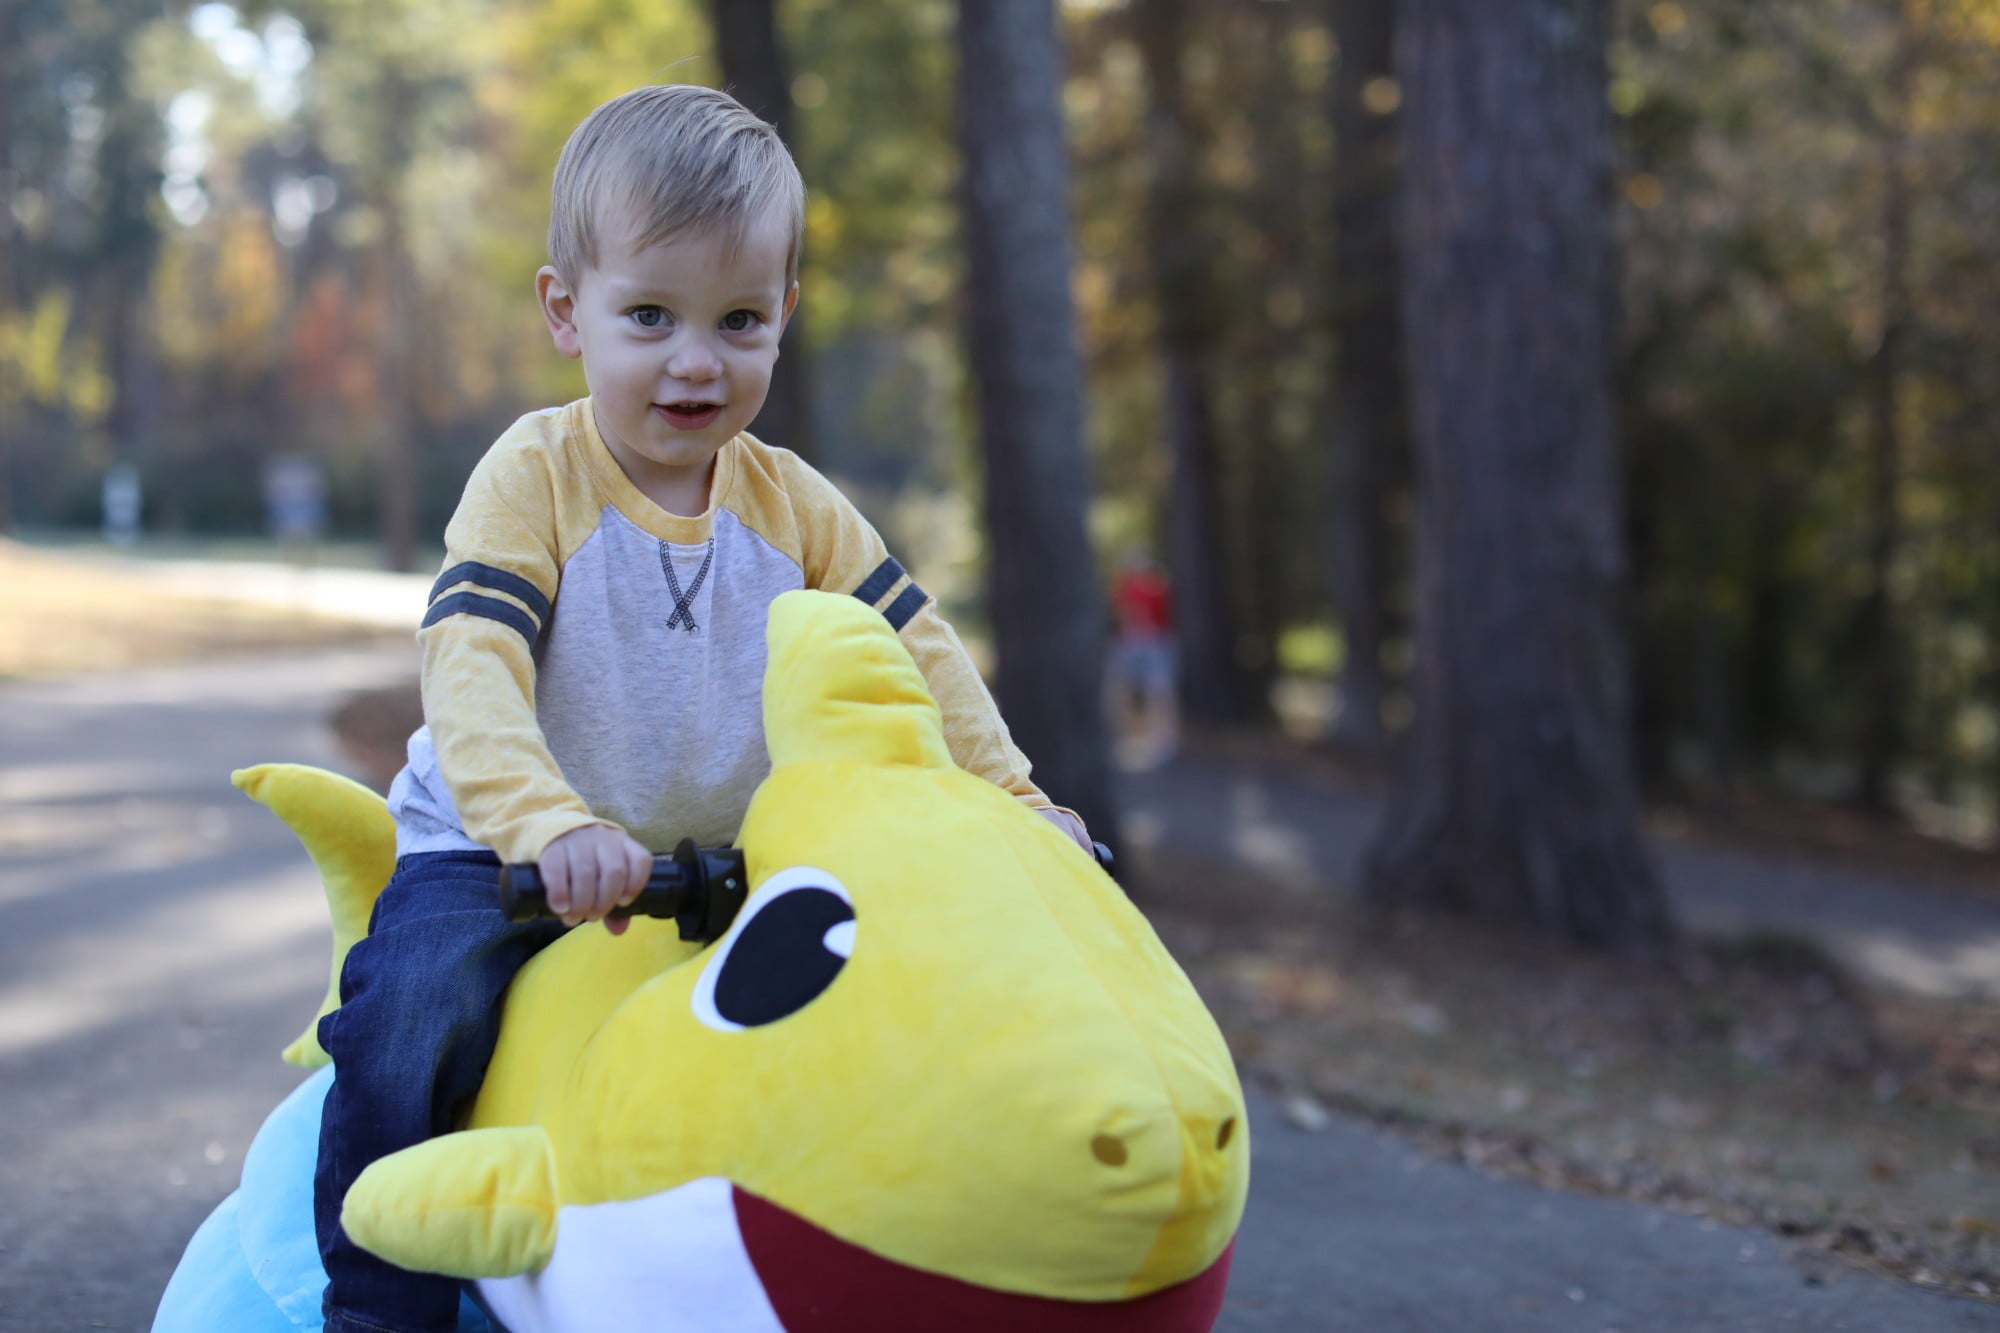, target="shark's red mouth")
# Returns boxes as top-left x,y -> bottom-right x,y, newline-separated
733,1186 -> 1233,1332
